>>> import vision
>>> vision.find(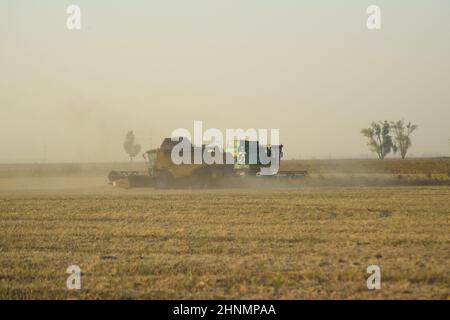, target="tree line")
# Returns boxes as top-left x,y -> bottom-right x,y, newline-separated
122,120 -> 420,162
361,120 -> 418,159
